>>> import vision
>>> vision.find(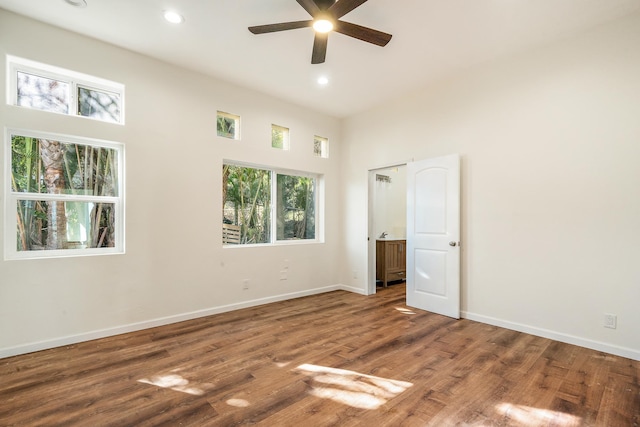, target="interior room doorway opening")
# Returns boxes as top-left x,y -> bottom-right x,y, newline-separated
367,164 -> 408,296
368,154 -> 461,318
